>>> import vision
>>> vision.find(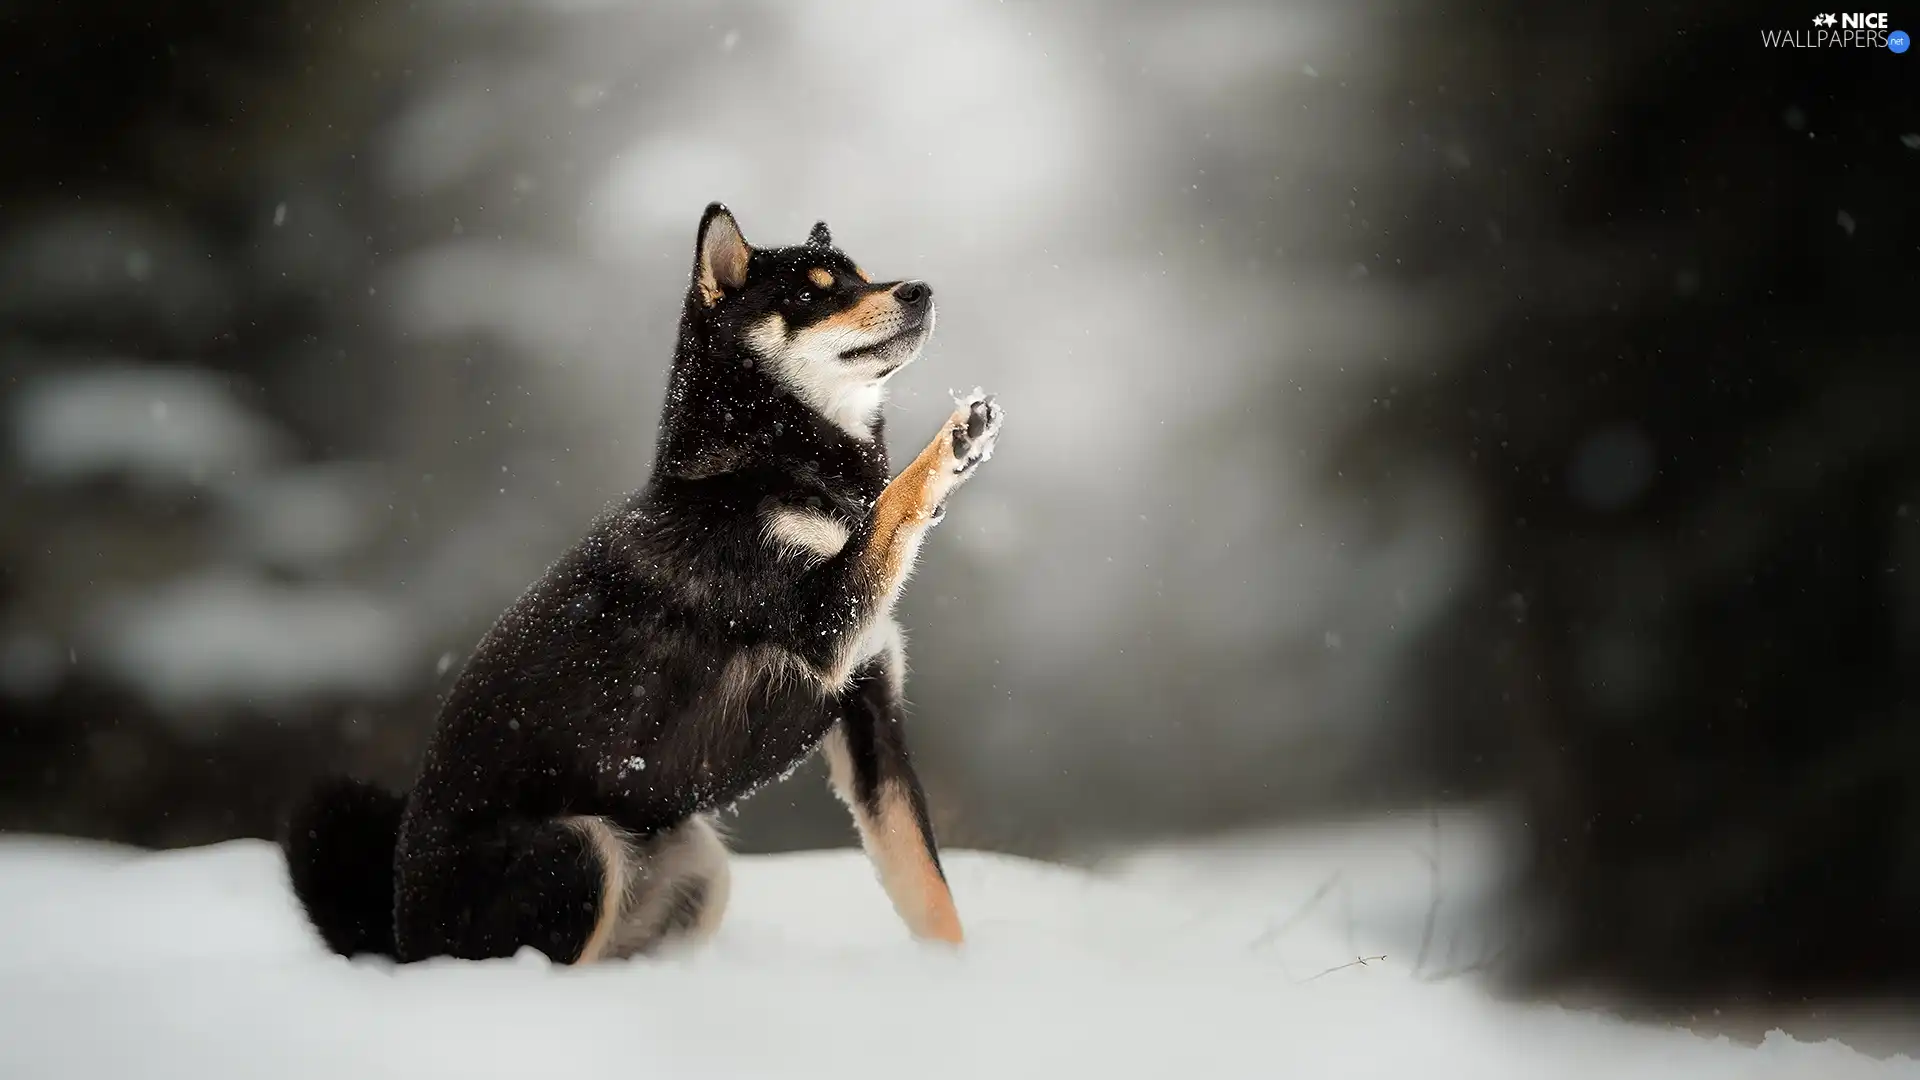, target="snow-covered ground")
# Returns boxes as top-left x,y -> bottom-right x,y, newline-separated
0,814 -> 1909,1079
